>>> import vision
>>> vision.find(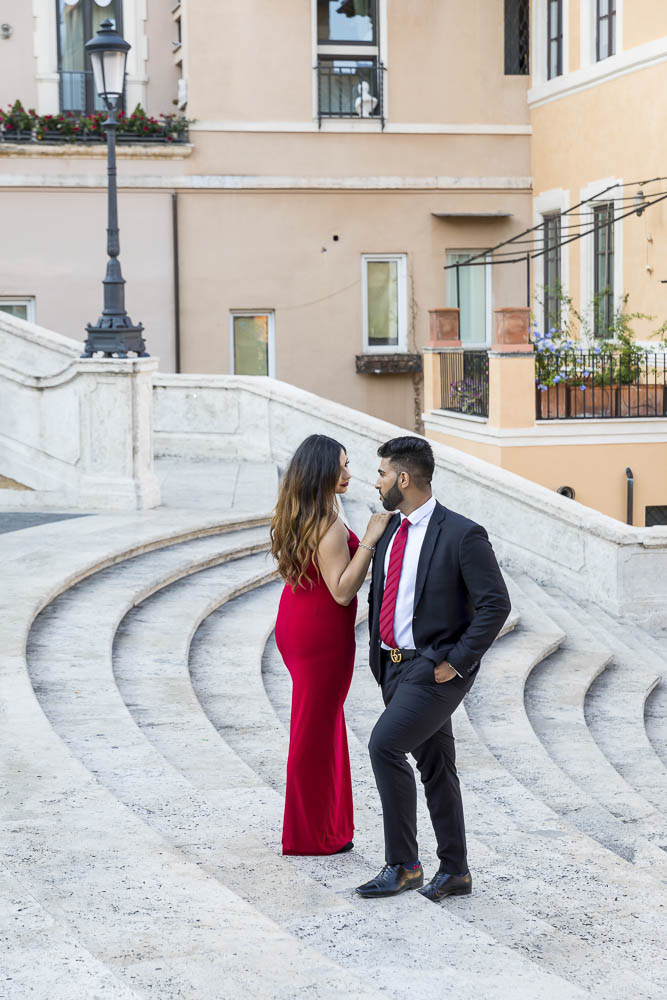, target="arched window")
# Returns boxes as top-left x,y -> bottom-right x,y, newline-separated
56,0 -> 124,114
